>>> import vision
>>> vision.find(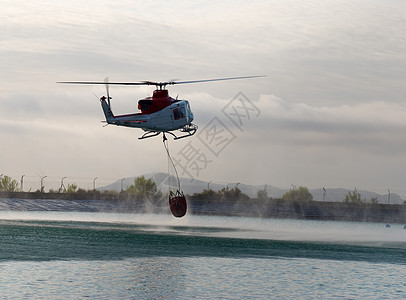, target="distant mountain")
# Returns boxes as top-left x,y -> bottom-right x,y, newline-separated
99,172 -> 286,198
99,172 -> 405,204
